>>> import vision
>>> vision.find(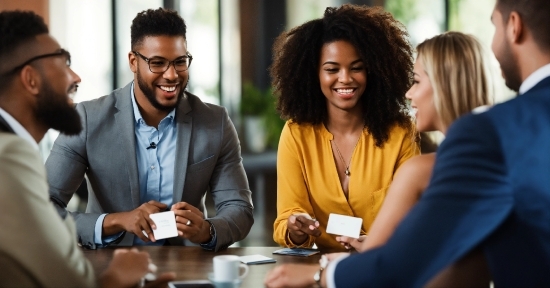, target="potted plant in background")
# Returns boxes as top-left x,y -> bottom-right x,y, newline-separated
263,87 -> 285,151
240,82 -> 285,153
241,82 -> 269,153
